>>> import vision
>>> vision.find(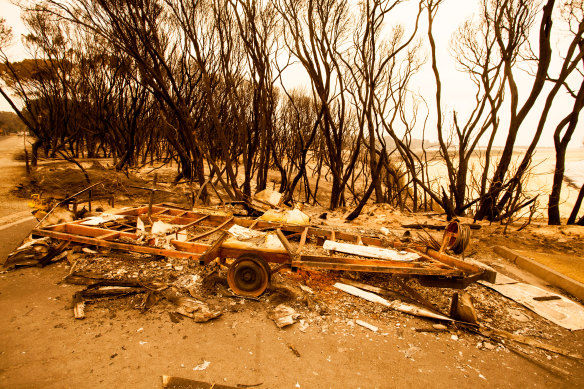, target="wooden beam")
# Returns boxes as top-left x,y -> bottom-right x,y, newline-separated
187,216 -> 234,242
220,247 -> 290,264
173,214 -> 210,232
294,261 -> 461,275
32,229 -> 201,260
276,229 -> 295,259
96,231 -> 121,240
198,231 -> 229,264
296,227 -> 308,255
417,247 -> 483,274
